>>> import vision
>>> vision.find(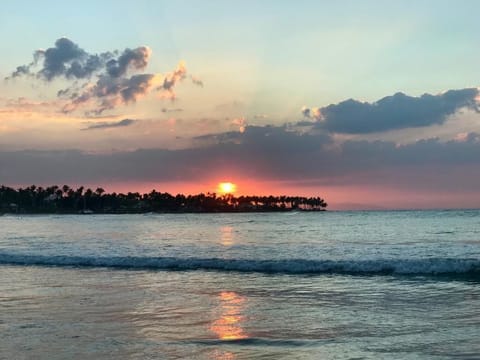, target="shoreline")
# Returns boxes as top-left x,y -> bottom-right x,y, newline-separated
0,208 -> 327,216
